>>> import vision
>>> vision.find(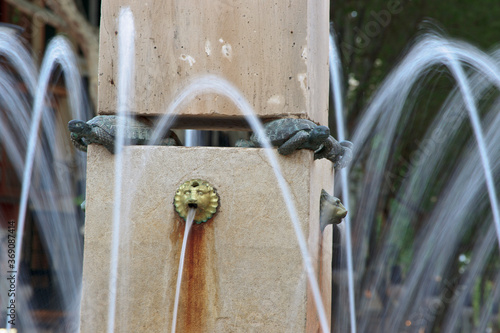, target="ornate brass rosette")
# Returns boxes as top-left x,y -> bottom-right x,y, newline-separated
174,179 -> 219,224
